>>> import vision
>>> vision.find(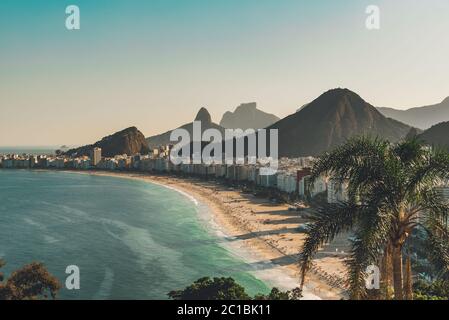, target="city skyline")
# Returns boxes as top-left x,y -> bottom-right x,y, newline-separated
1,0 -> 449,146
